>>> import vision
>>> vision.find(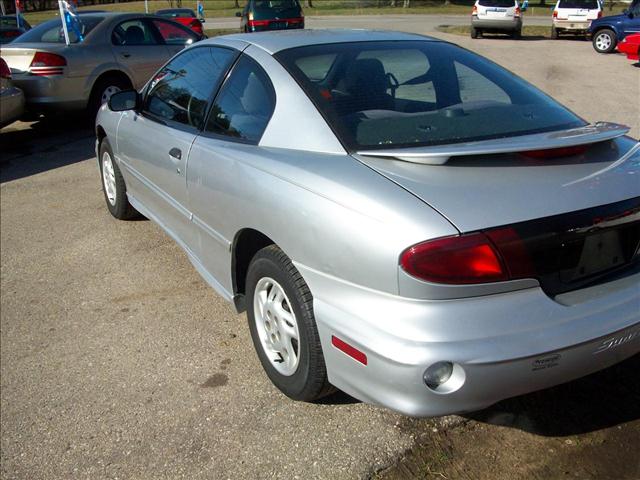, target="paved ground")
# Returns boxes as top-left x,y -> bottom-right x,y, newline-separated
1,19 -> 639,480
